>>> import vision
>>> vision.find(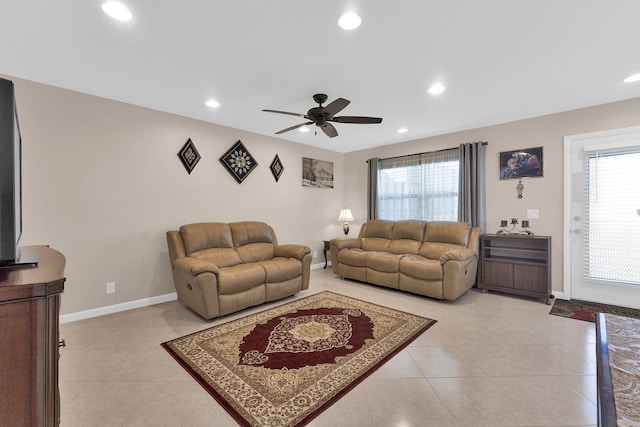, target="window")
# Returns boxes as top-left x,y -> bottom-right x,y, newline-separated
584,147 -> 640,285
376,148 -> 459,221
